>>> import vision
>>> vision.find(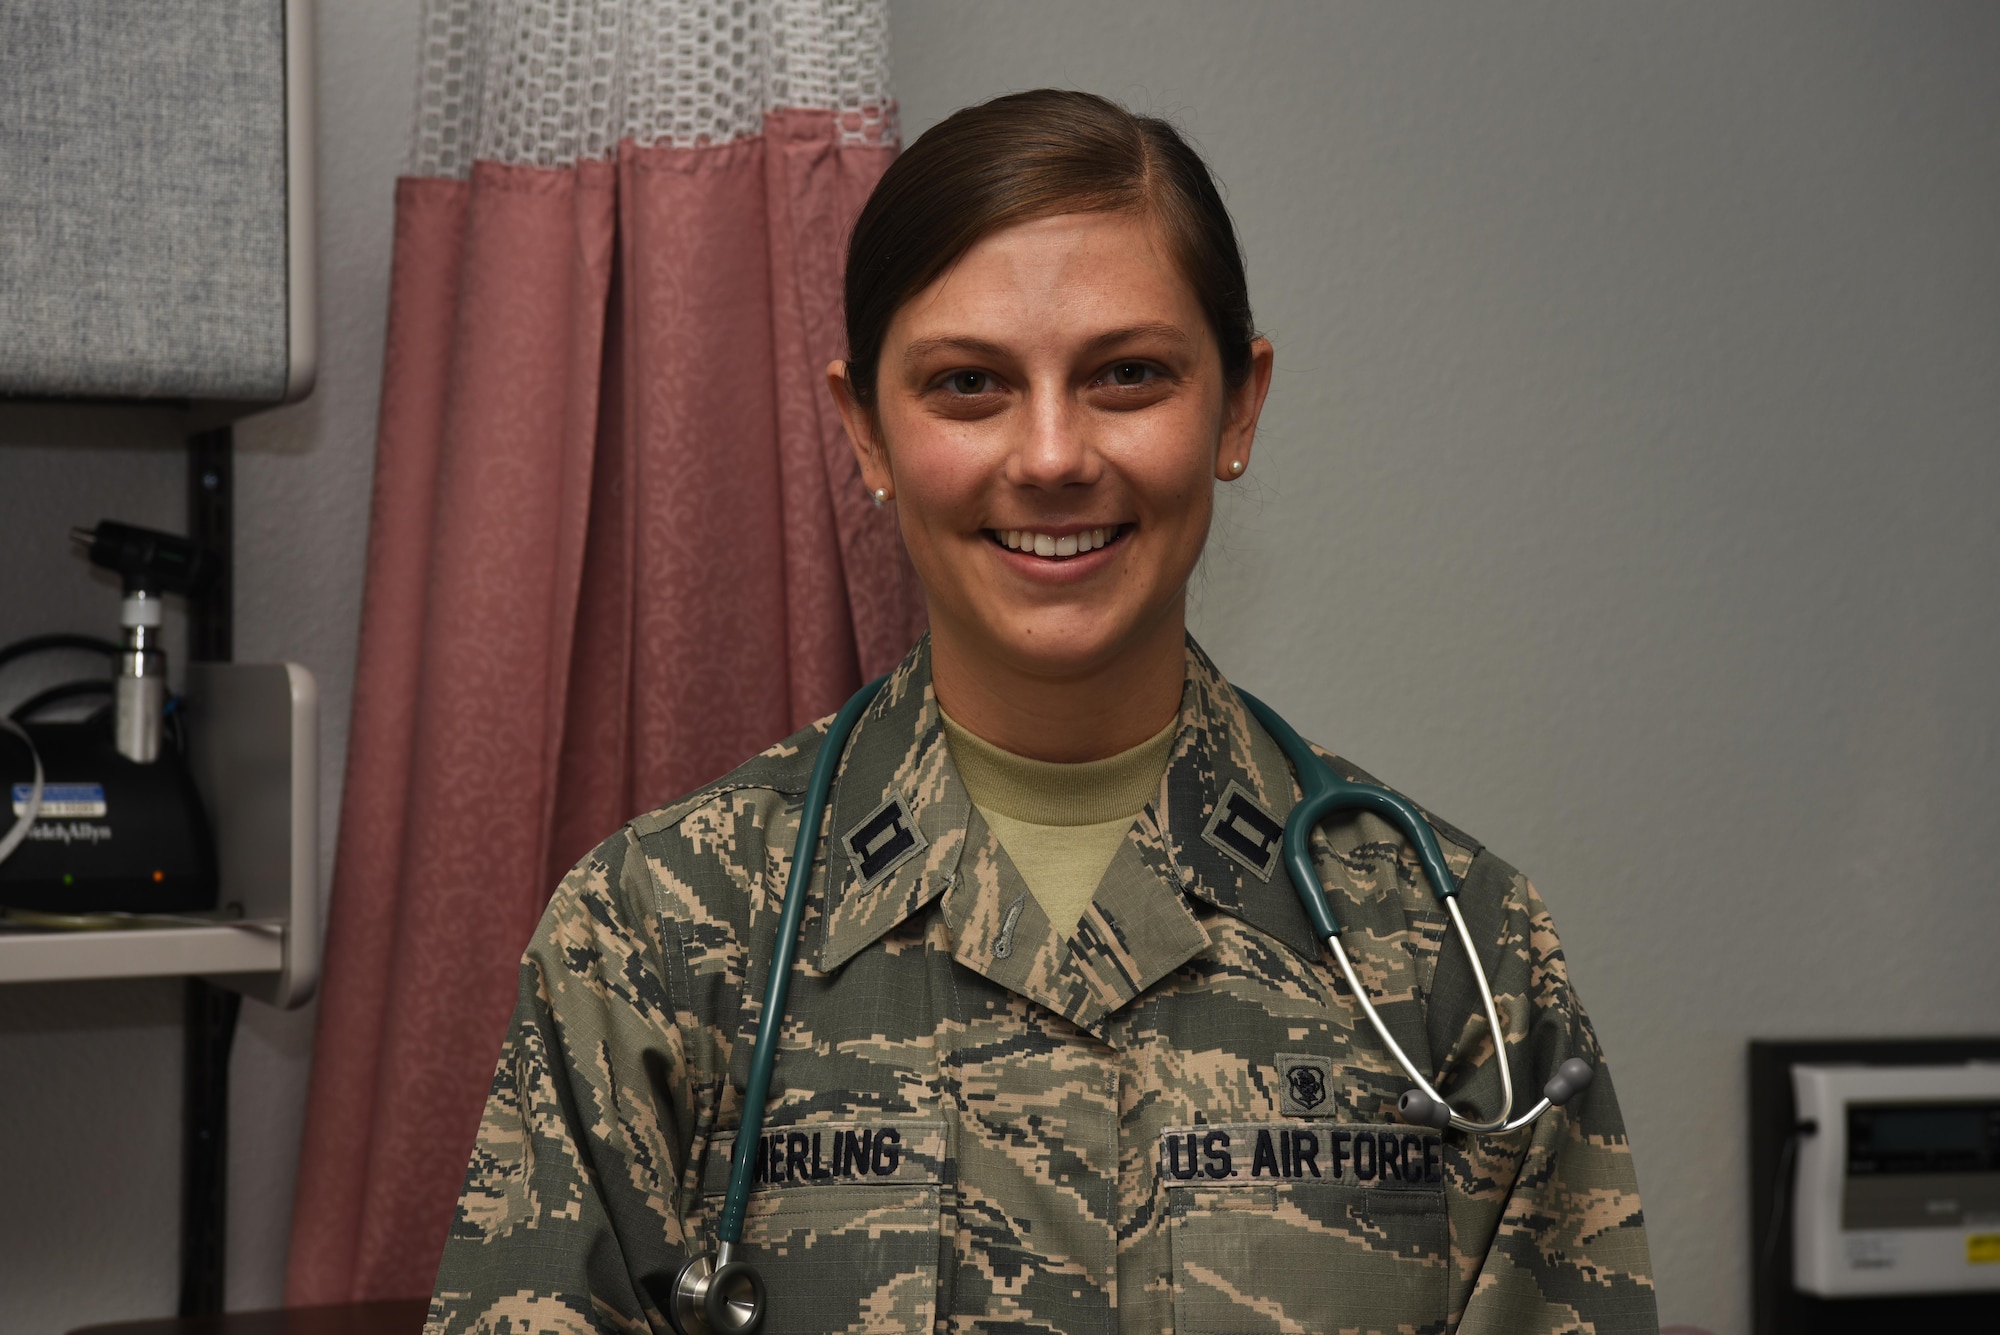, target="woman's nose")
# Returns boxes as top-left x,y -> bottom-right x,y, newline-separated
1010,392 -> 1099,489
